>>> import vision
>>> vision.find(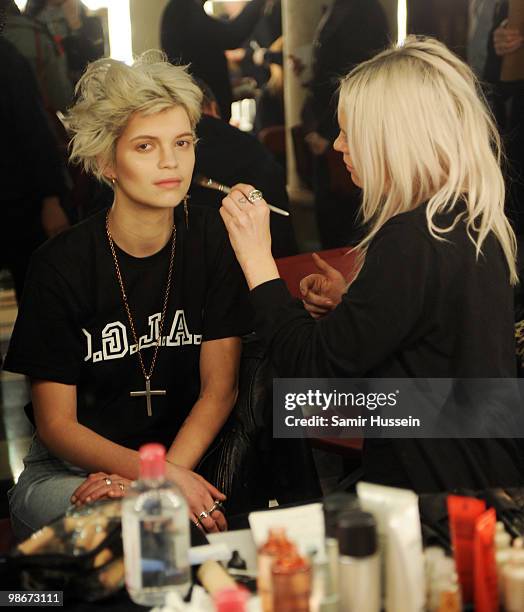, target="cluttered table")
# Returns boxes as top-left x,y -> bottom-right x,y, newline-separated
4,482 -> 524,611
